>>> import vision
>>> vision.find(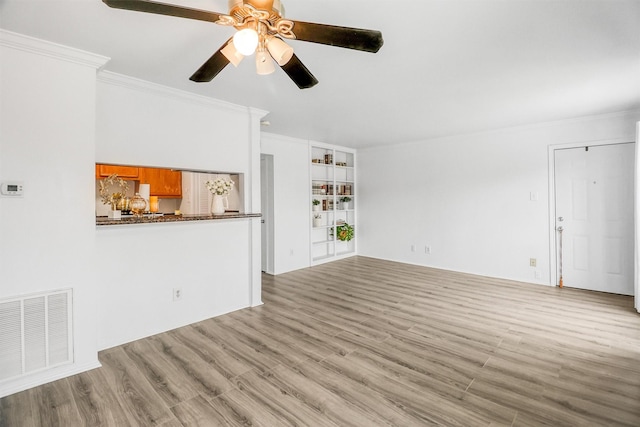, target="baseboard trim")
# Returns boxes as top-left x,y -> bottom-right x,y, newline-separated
0,360 -> 102,398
